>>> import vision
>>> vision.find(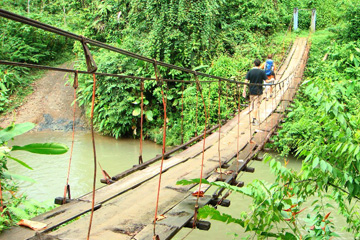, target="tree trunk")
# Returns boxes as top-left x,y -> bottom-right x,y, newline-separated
63,6 -> 67,26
